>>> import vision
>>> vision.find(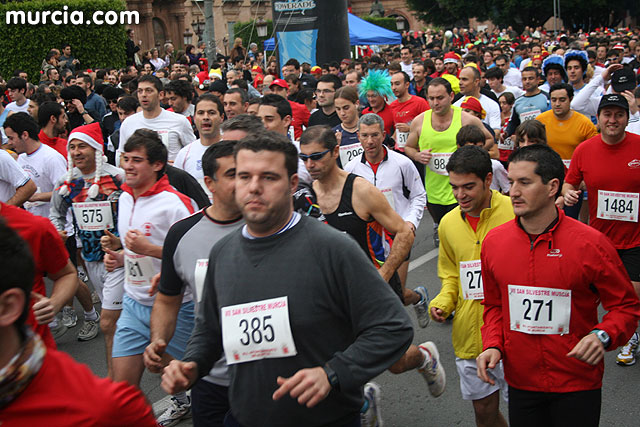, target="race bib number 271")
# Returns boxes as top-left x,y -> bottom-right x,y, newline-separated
508,285 -> 571,335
